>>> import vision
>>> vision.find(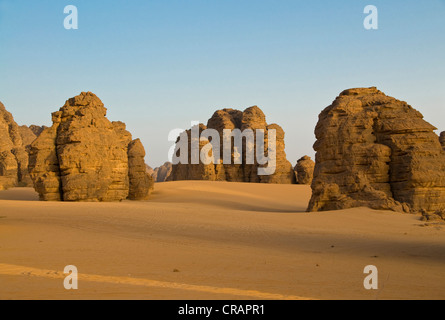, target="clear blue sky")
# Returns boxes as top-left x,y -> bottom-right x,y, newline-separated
1,0 -> 444,167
